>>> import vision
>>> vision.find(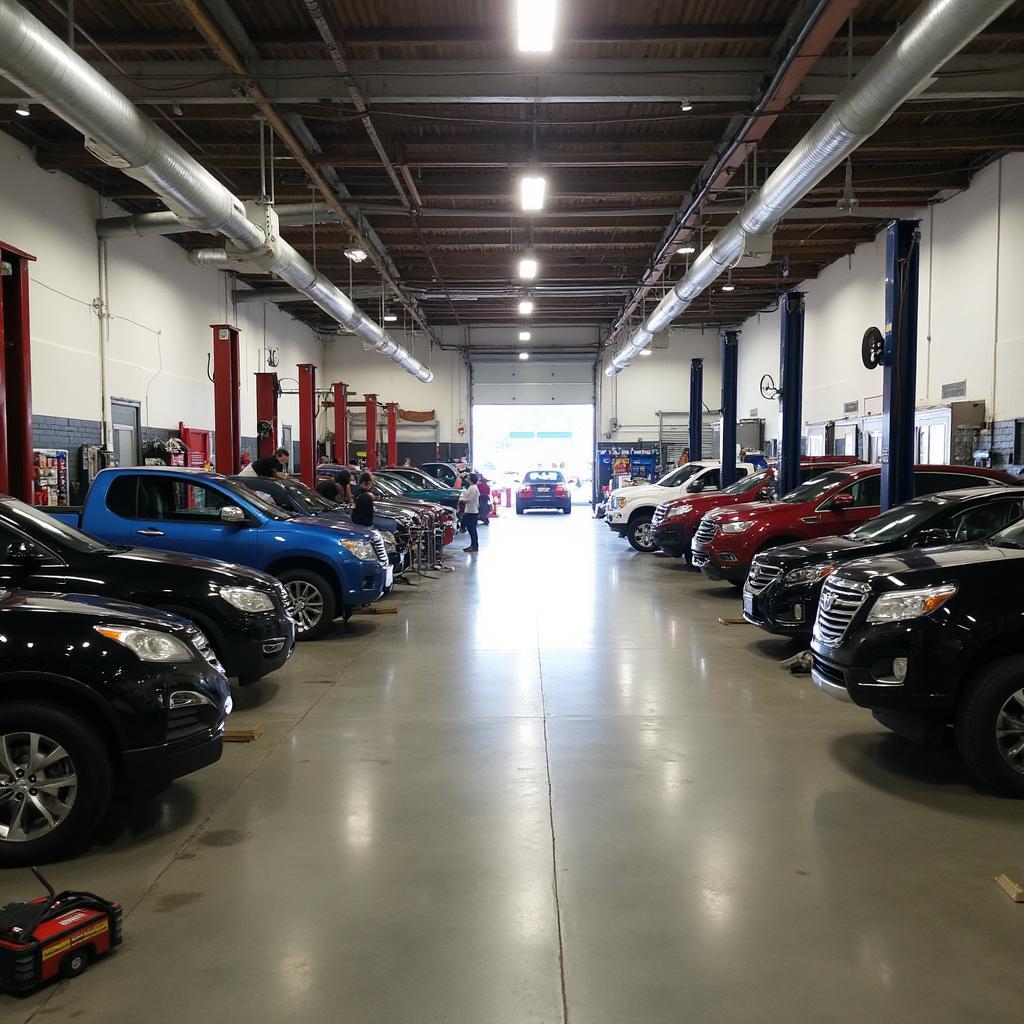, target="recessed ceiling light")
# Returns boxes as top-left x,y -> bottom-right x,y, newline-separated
519,175 -> 546,211
344,247 -> 368,263
519,331 -> 531,341
517,0 -> 555,53
518,299 -> 534,315
519,351 -> 531,360
721,283 -> 735,292
15,102 -> 30,117
676,245 -> 696,255
518,256 -> 539,279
